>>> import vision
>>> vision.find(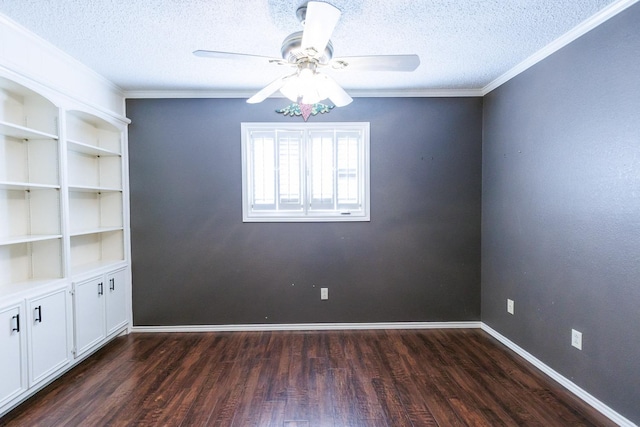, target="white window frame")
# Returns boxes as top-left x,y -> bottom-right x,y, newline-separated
241,122 -> 370,222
